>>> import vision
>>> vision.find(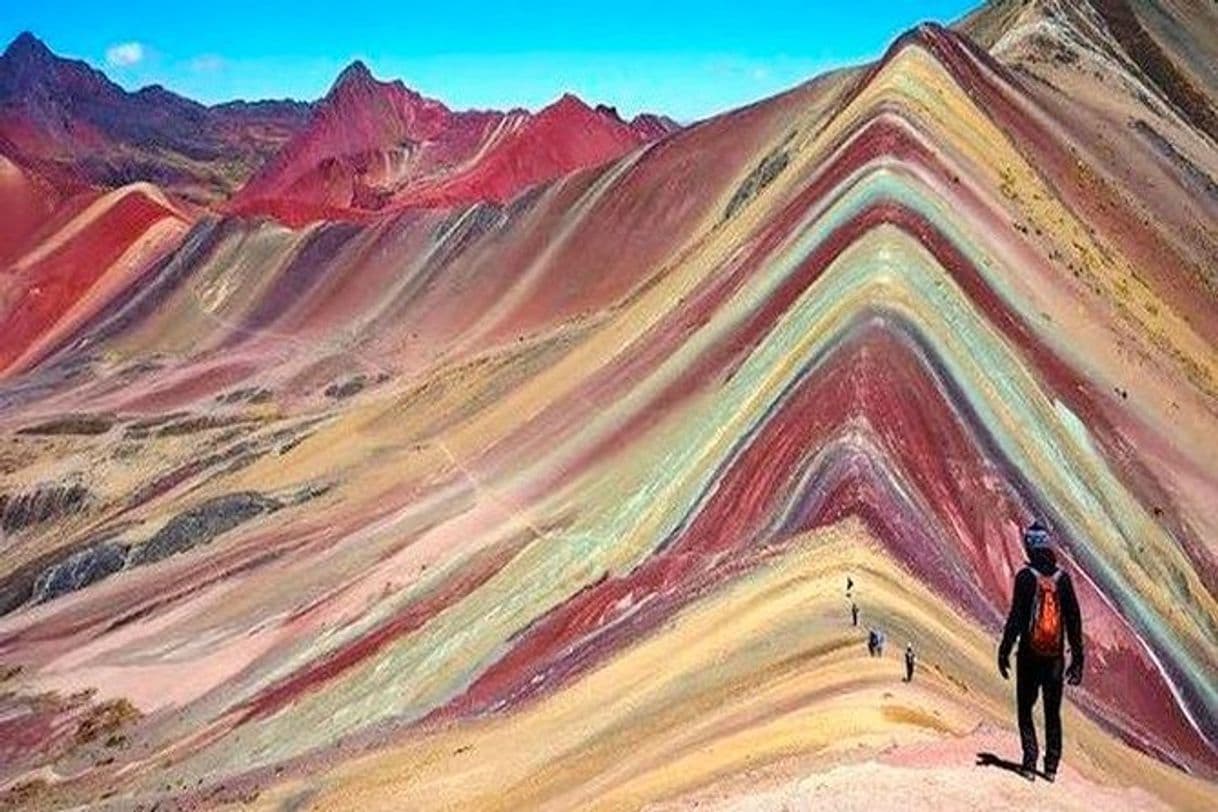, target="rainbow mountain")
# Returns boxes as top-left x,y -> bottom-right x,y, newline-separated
0,1 -> 1217,809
